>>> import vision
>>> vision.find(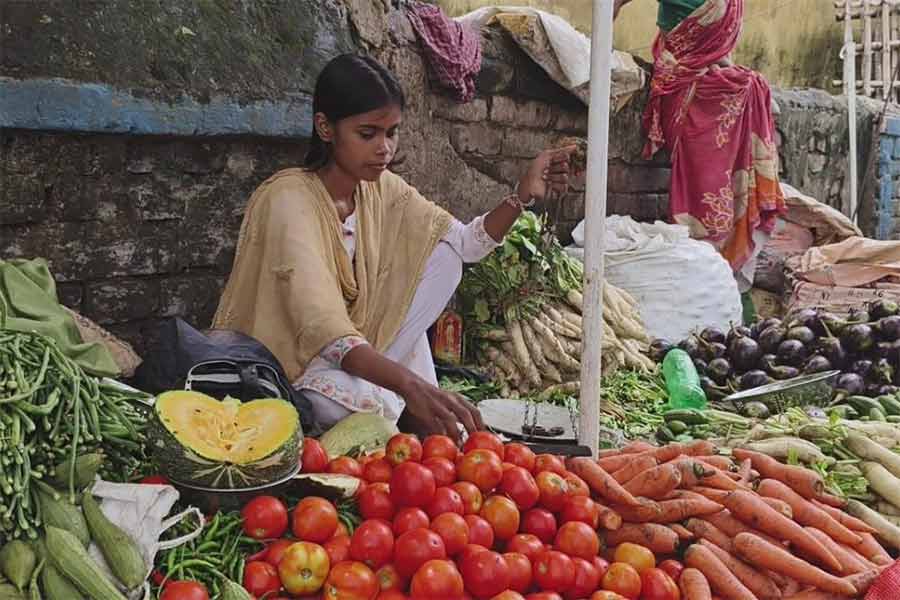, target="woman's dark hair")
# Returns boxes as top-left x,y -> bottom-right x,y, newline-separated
304,54 -> 406,169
